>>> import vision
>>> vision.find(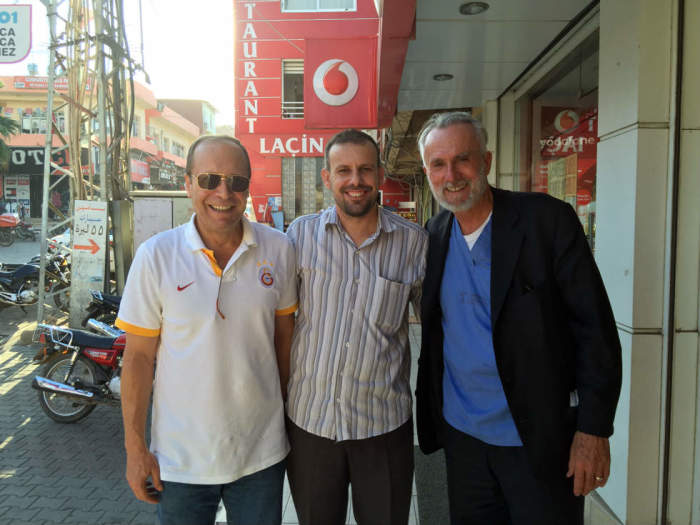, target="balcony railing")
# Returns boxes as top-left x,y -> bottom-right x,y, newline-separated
282,101 -> 304,119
